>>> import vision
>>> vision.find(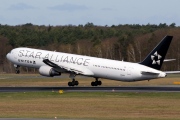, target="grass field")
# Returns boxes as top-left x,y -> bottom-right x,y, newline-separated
0,92 -> 180,120
0,74 -> 180,120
